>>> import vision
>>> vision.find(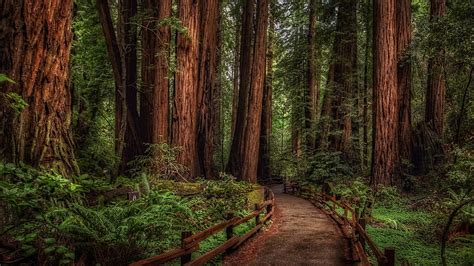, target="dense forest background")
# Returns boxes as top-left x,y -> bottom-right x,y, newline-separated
0,0 -> 473,265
